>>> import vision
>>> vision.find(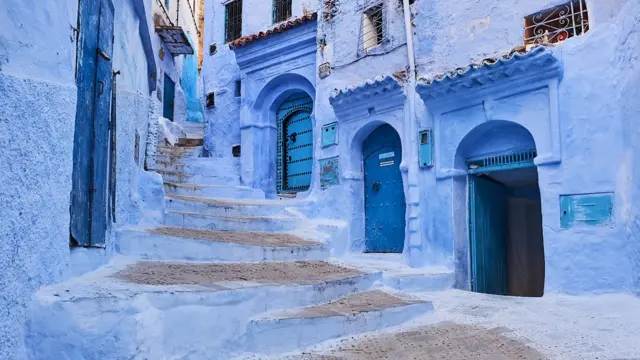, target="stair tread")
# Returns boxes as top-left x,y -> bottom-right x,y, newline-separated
259,290 -> 427,320
167,210 -> 295,220
145,226 -> 323,248
166,193 -> 299,206
164,182 -> 256,190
